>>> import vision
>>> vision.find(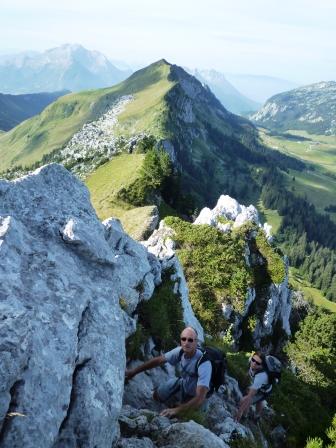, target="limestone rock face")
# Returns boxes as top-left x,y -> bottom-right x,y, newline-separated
143,221 -> 204,341
0,164 -> 157,448
194,194 -> 261,233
